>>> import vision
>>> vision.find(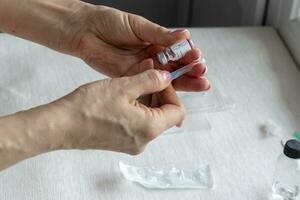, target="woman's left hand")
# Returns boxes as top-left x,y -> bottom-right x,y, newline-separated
62,4 -> 210,92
